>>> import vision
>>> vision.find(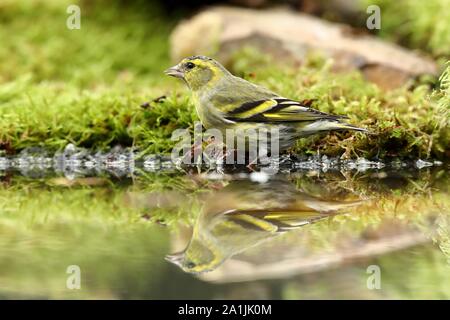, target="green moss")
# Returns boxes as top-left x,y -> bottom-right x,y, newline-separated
0,77 -> 196,153
0,0 -> 173,87
0,1 -> 448,160
359,0 -> 450,58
